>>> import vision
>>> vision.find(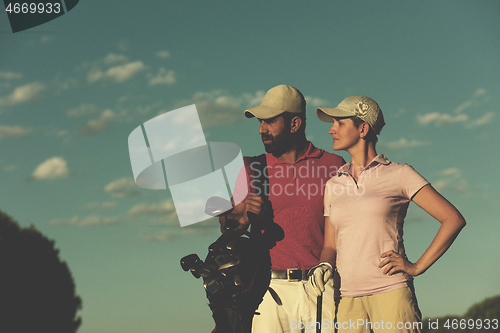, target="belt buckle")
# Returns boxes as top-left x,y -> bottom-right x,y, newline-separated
287,268 -> 302,282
